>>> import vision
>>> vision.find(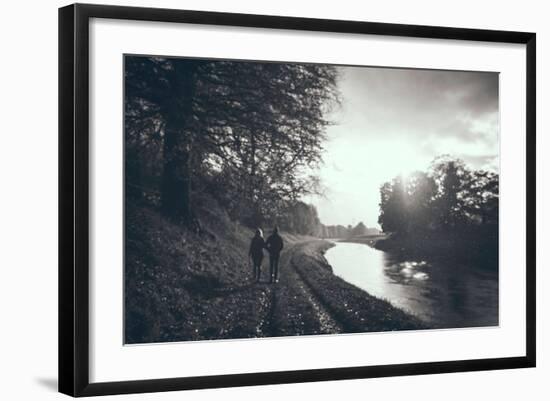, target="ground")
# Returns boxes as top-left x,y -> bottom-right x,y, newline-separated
124,205 -> 424,344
